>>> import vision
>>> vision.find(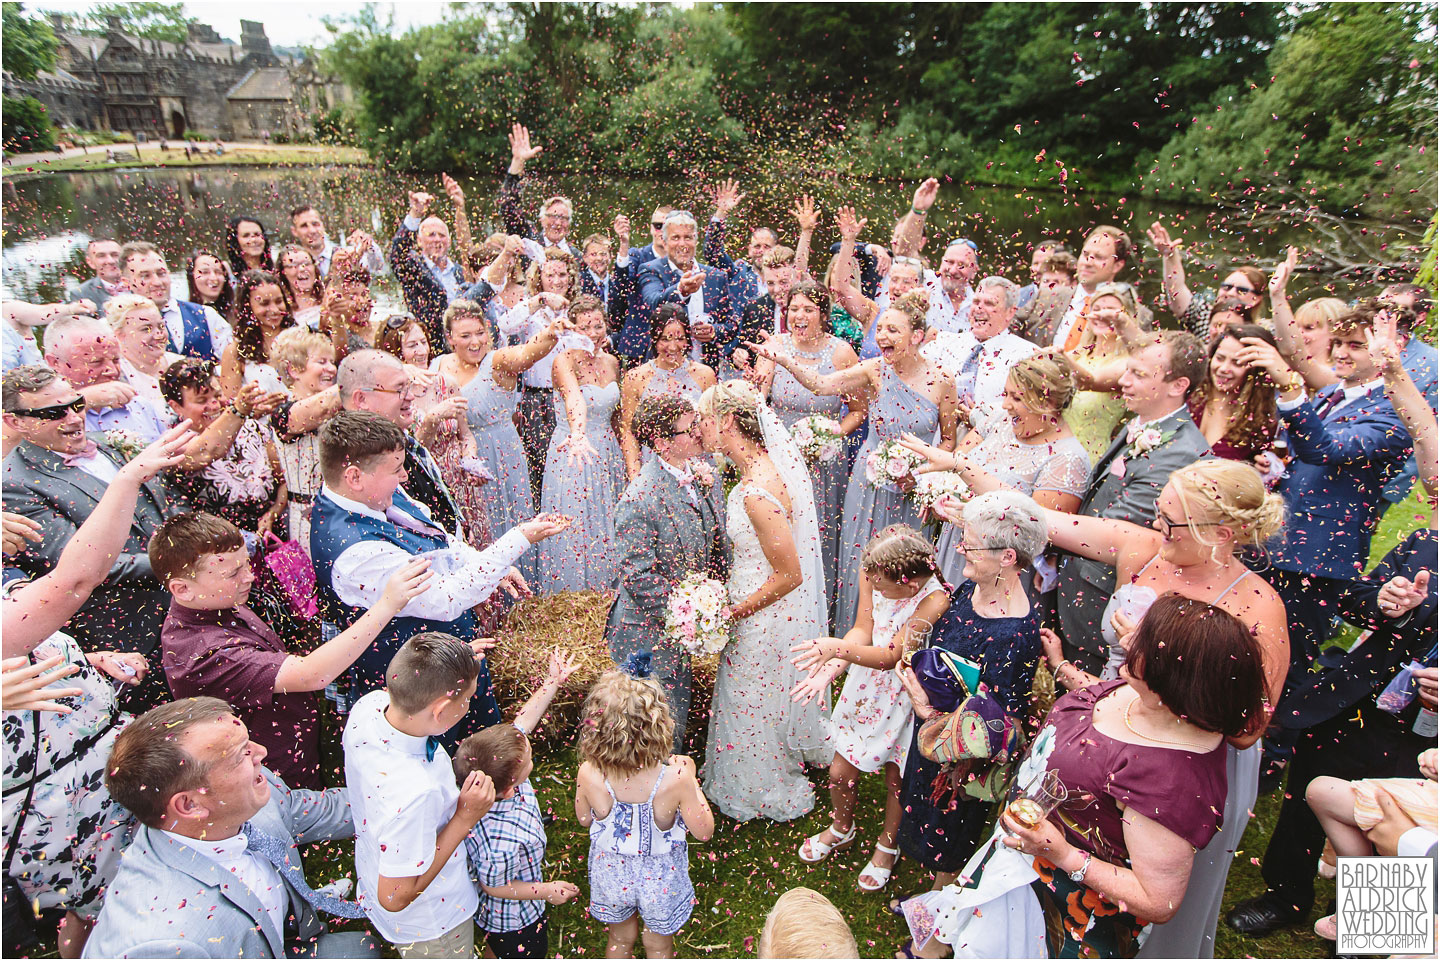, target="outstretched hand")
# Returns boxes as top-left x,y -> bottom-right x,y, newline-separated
1269,245 -> 1298,297
713,179 -> 745,218
791,195 -> 819,232
509,123 -> 543,168
911,177 -> 939,212
837,205 -> 866,243
1146,222 -> 1178,257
